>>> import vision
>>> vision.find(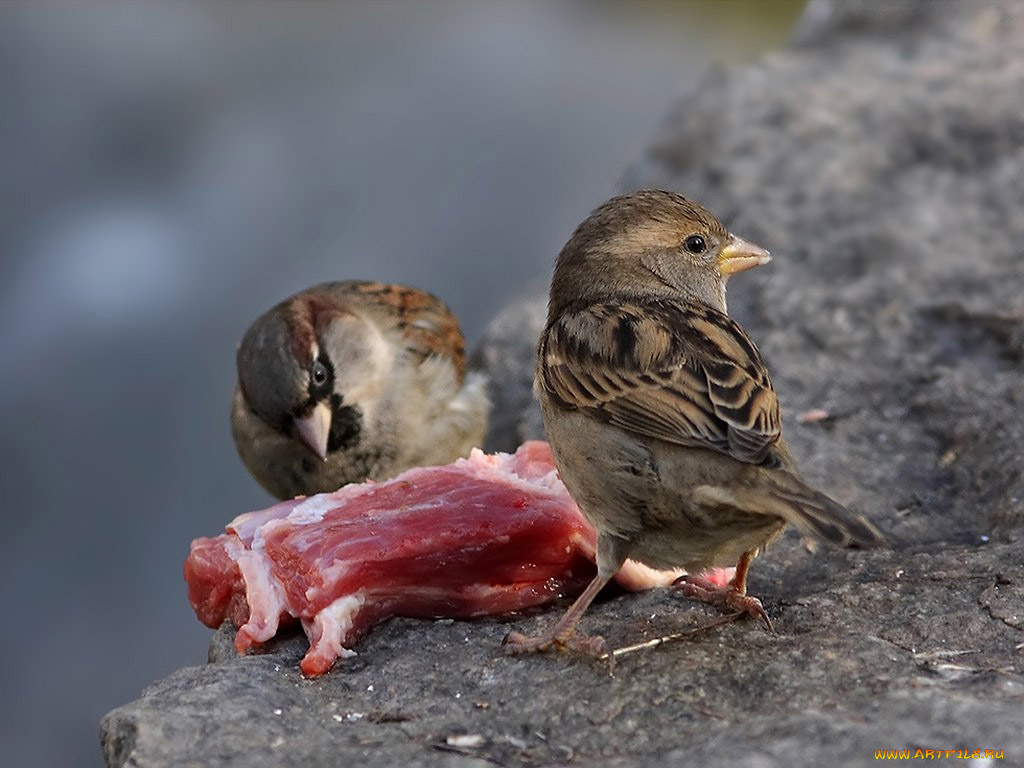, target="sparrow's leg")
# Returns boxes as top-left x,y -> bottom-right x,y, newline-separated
672,549 -> 773,631
503,534 -> 627,660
